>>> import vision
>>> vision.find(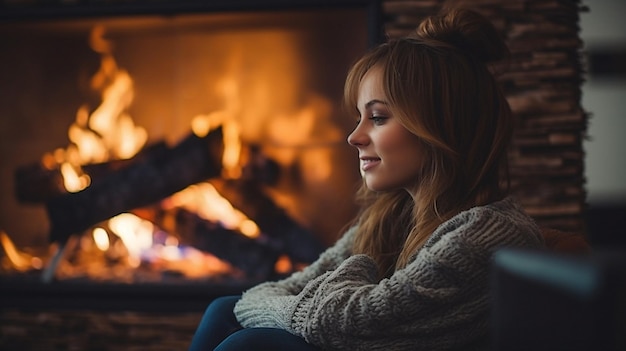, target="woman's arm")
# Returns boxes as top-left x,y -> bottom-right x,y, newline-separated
235,202 -> 543,350
233,227 -> 356,315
